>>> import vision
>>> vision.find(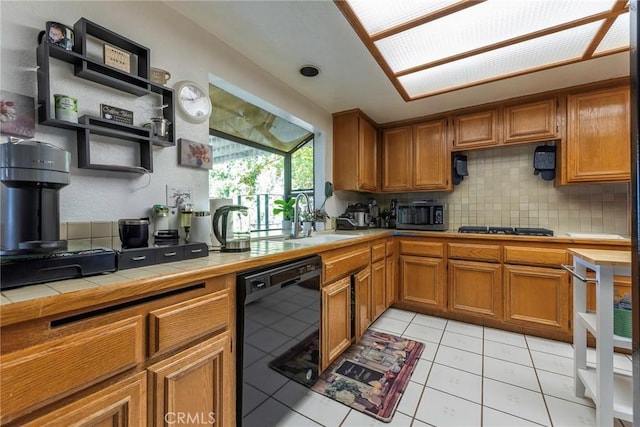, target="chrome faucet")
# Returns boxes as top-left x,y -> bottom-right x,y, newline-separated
292,193 -> 311,238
